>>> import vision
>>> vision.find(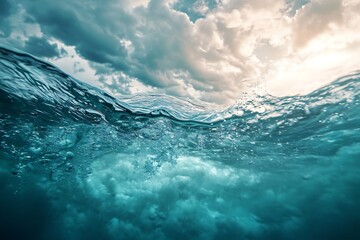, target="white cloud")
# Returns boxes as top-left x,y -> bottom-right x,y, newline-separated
267,0 -> 360,96
1,0 -> 359,105
50,43 -> 99,87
